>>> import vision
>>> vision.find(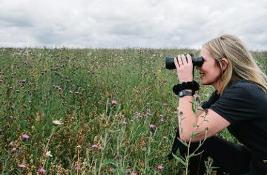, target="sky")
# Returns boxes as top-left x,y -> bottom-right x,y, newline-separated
0,0 -> 267,50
